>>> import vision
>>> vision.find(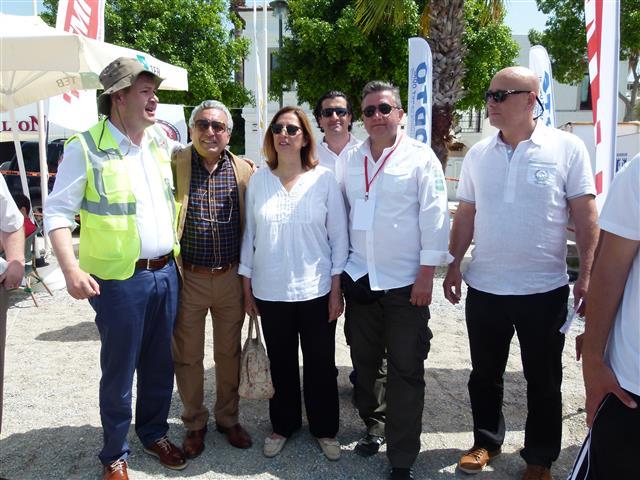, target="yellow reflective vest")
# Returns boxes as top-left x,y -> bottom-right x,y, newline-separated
73,119 -> 180,280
